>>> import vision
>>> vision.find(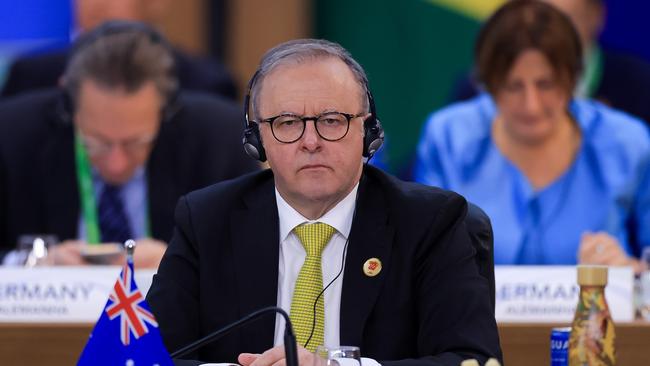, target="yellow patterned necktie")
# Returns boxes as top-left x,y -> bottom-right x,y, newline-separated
290,222 -> 336,351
